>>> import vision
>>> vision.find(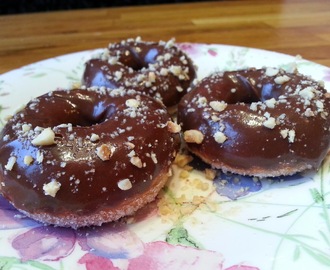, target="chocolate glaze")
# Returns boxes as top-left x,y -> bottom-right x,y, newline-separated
82,37 -> 196,107
0,88 -> 179,227
178,68 -> 330,177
